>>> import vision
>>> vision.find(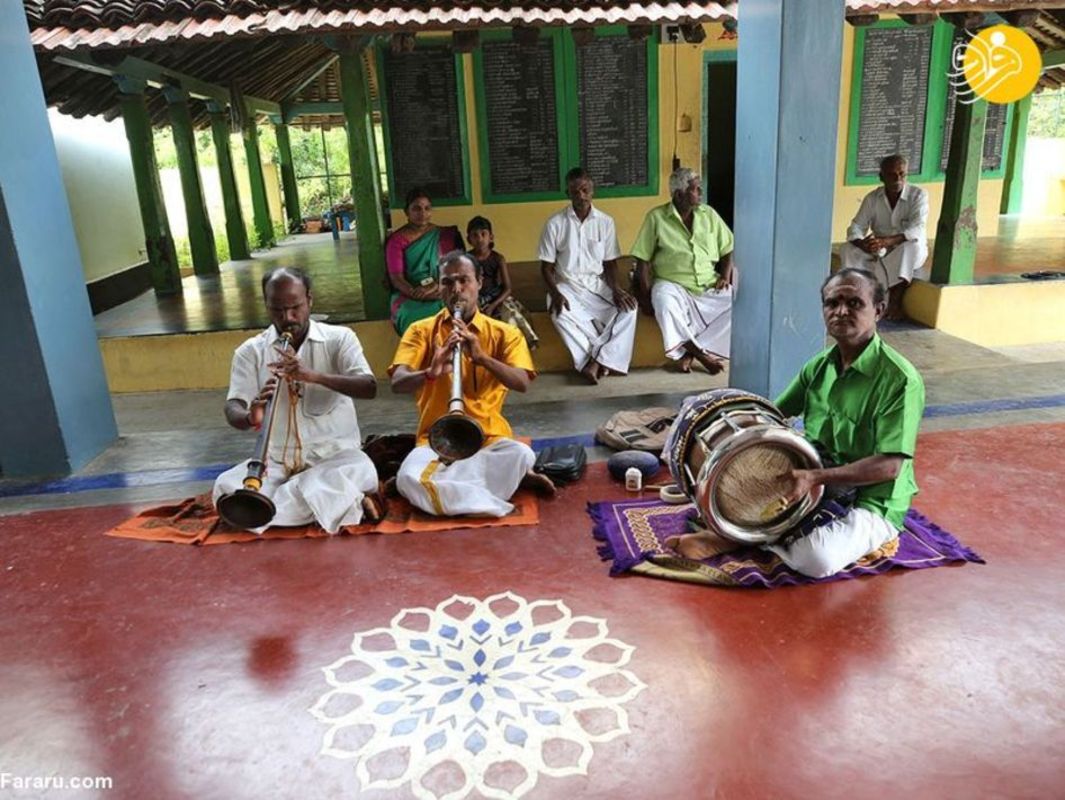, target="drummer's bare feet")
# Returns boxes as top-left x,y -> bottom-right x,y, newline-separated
664,531 -> 741,560
676,354 -> 695,373
520,471 -> 557,496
